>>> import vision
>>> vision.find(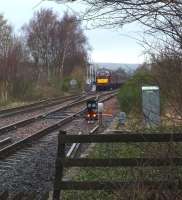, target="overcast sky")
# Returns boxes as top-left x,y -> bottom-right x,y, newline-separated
0,0 -> 145,64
